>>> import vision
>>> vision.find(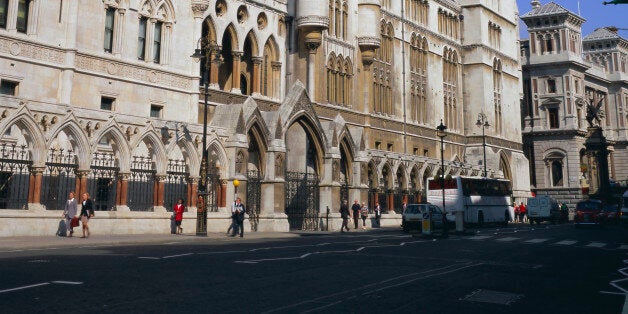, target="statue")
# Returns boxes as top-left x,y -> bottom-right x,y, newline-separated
585,95 -> 605,128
